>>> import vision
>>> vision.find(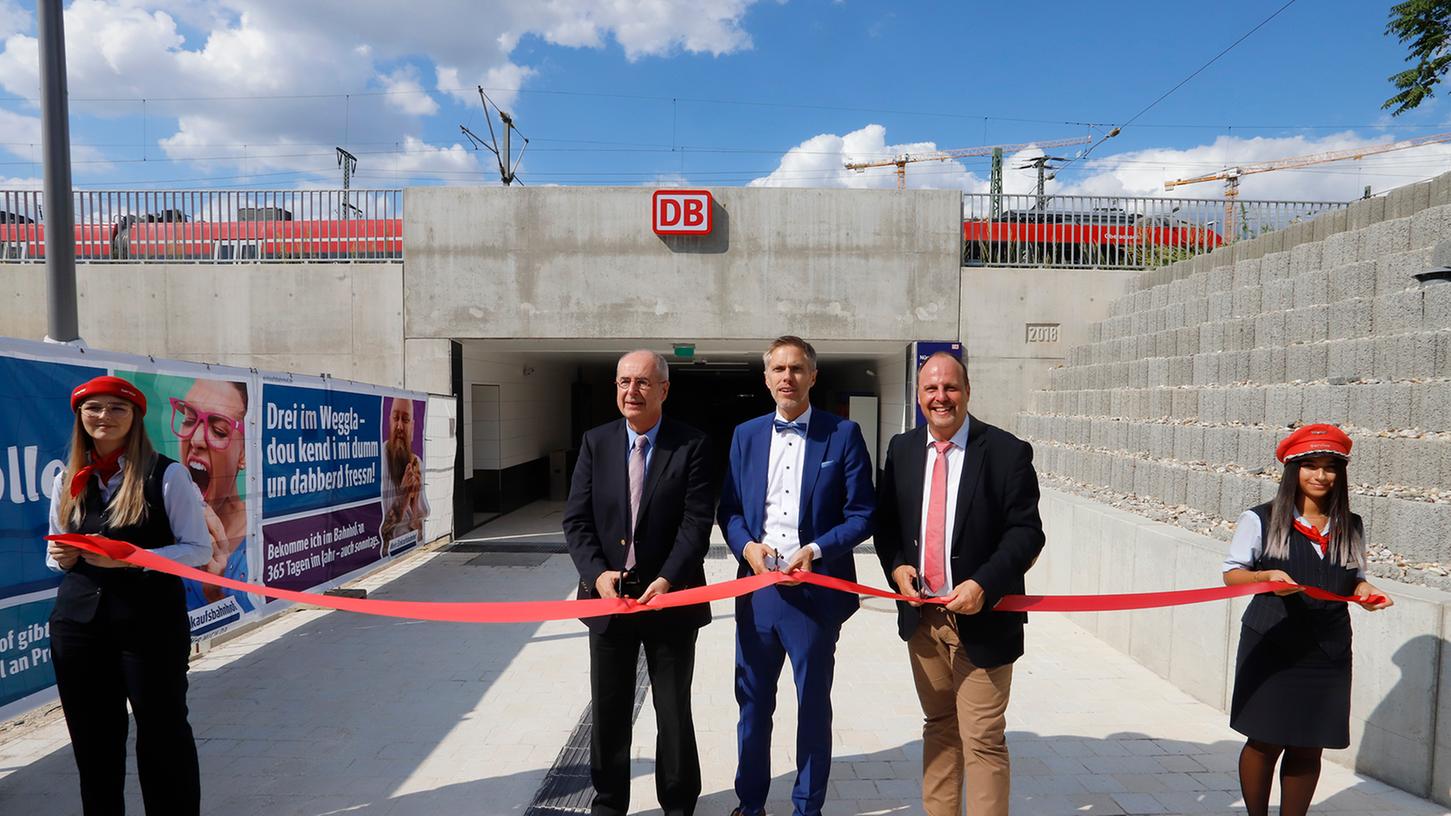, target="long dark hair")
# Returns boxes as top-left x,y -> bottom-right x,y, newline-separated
1264,458 -> 1363,569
